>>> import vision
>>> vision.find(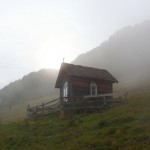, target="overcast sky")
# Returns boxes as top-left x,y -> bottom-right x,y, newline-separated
0,0 -> 150,88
